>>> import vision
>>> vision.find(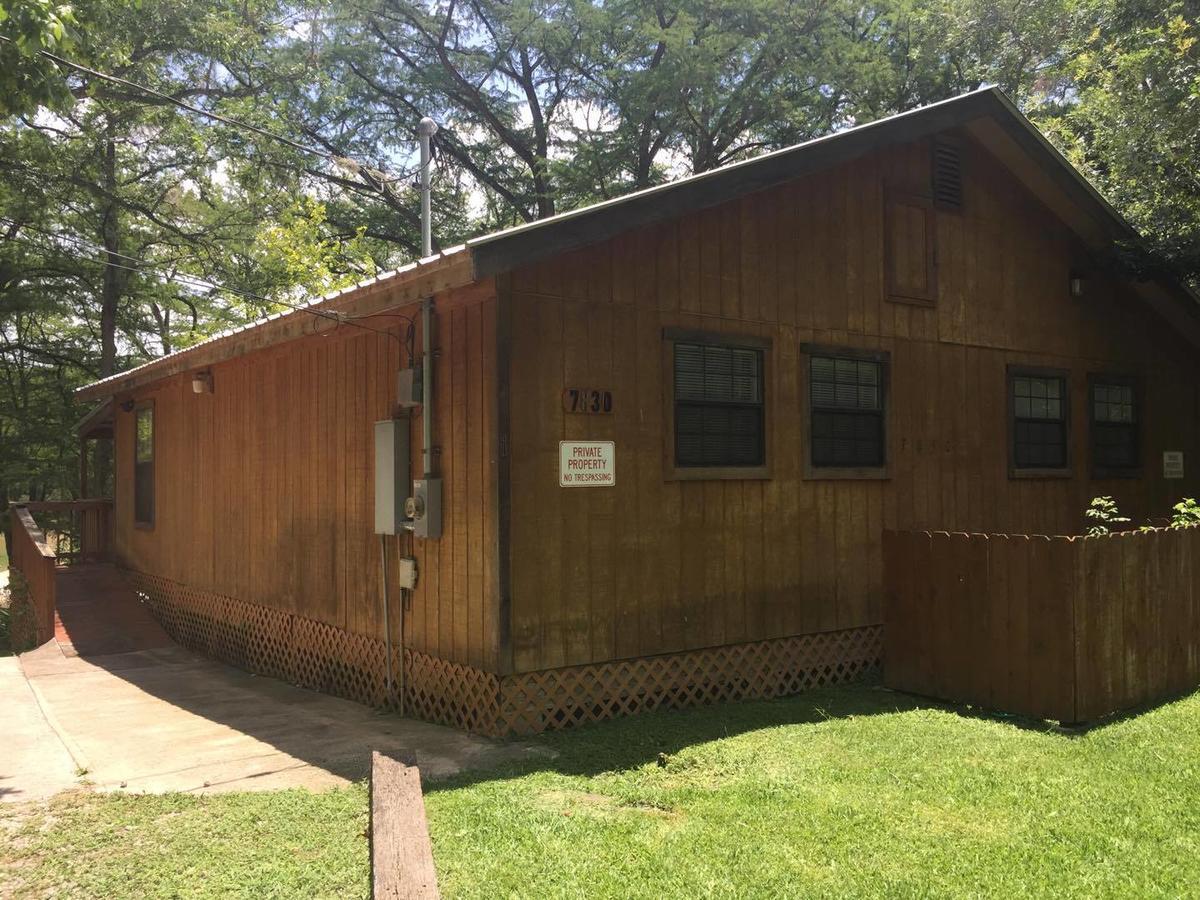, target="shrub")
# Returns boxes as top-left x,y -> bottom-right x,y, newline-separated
1171,498 -> 1200,529
4,570 -> 38,653
1085,496 -> 1130,536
